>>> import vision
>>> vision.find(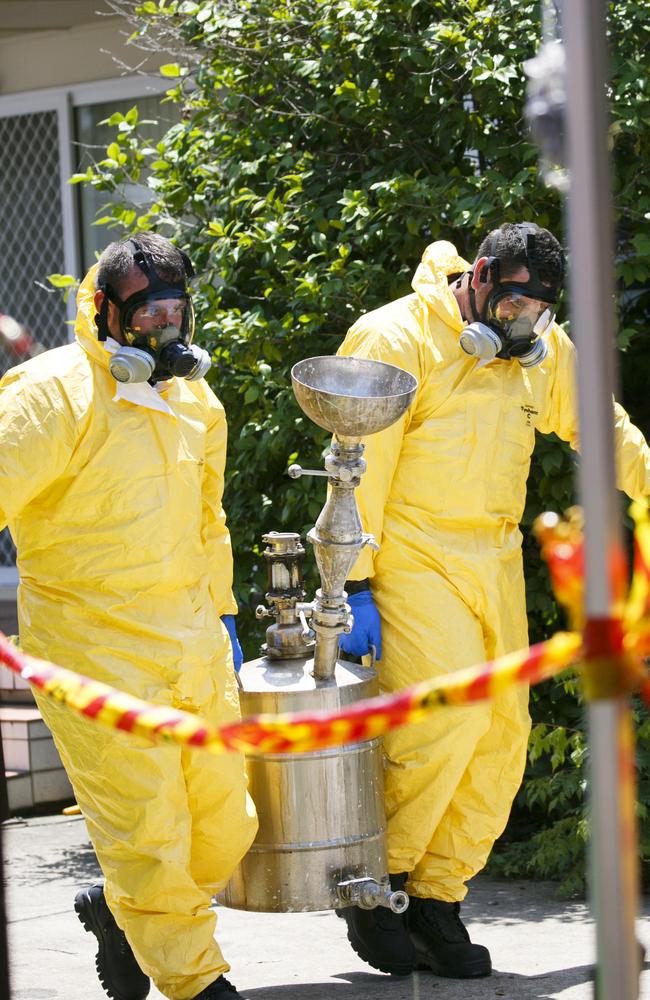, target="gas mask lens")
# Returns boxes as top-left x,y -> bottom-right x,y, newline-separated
488,292 -> 555,345
109,292 -> 210,384
124,293 -> 195,344
460,290 -> 556,369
